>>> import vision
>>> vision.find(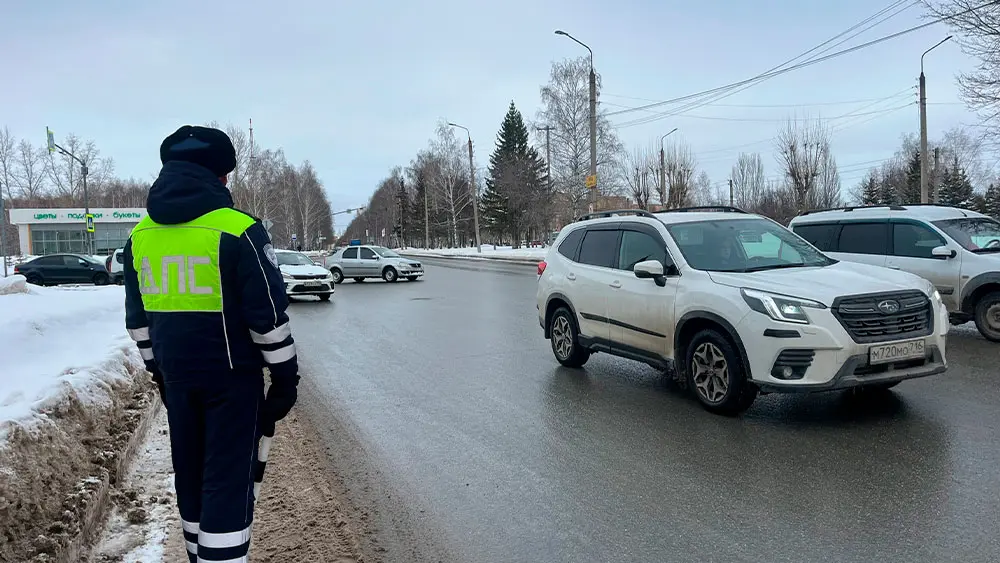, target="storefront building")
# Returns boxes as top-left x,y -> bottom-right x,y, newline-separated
8,208 -> 147,256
